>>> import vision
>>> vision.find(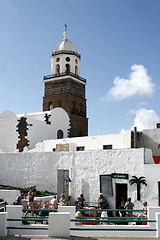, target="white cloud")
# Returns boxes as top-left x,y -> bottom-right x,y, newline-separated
101,64 -> 155,101
131,108 -> 160,131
